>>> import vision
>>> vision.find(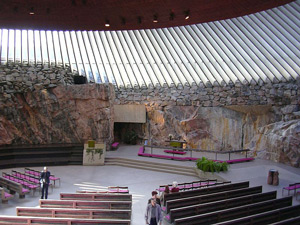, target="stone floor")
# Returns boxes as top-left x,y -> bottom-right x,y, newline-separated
0,144 -> 299,225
